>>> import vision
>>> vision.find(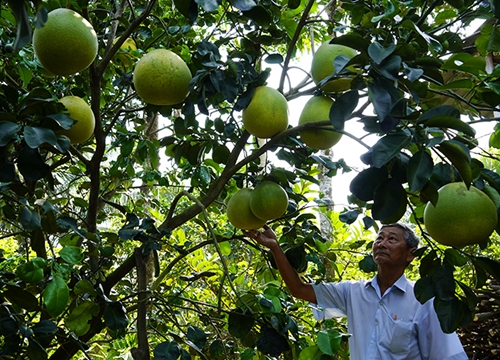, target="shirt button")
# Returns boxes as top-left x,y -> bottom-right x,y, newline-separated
375,321 -> 379,326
